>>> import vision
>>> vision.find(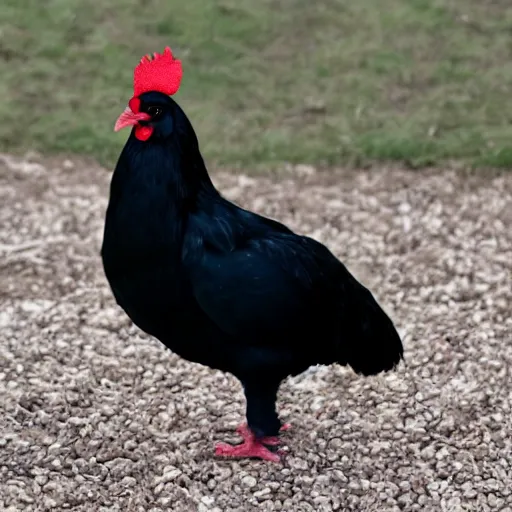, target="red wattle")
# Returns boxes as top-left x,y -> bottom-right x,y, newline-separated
135,125 -> 153,141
